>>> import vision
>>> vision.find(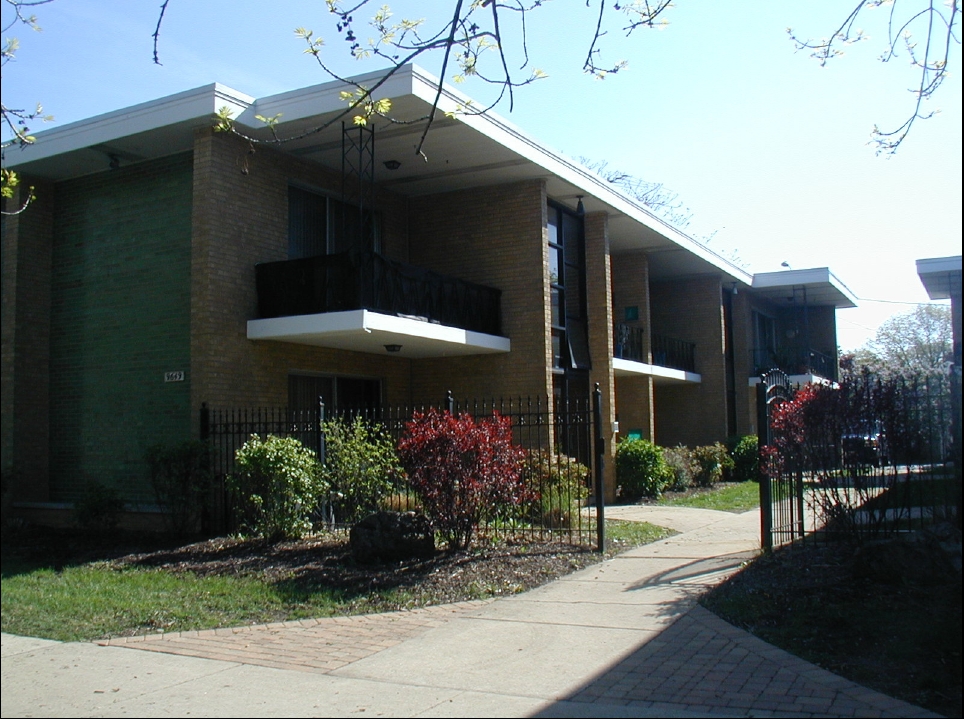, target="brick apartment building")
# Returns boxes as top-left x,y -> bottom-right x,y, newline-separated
2,65 -> 856,522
